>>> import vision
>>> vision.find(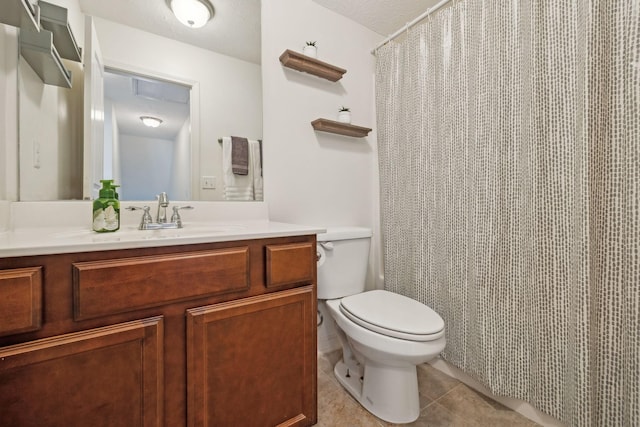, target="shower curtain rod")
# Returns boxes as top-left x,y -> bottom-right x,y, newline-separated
370,0 -> 452,54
